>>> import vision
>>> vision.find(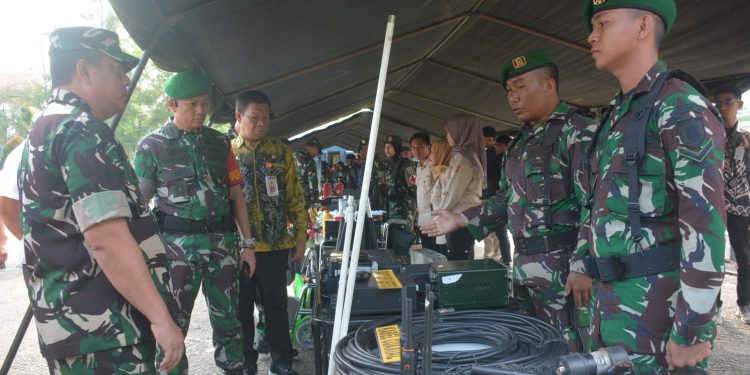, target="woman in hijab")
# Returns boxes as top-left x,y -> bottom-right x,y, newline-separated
430,114 -> 485,260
